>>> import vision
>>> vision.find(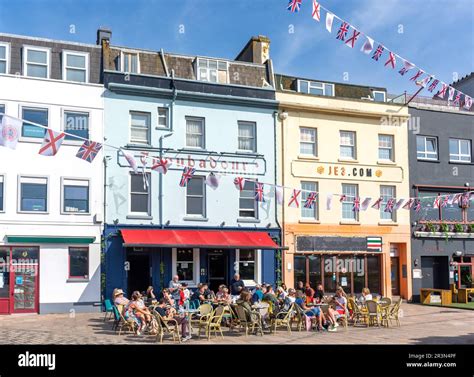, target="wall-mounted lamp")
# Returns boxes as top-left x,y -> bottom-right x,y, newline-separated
165,220 -> 170,226
454,250 -> 463,257
287,262 -> 292,271
266,223 -> 271,228
220,221 -> 225,227
413,258 -> 419,267
278,111 -> 288,121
